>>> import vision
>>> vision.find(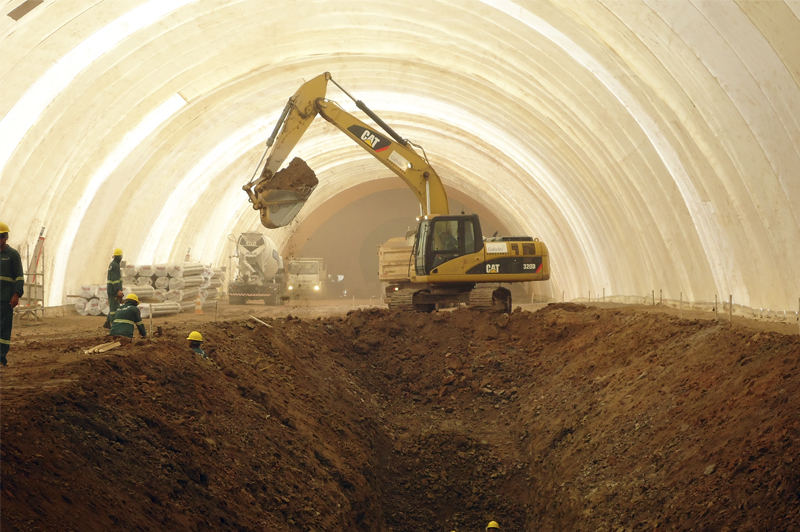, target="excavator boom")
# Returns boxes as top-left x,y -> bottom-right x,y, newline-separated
244,72 -> 550,312
244,72 -> 448,228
